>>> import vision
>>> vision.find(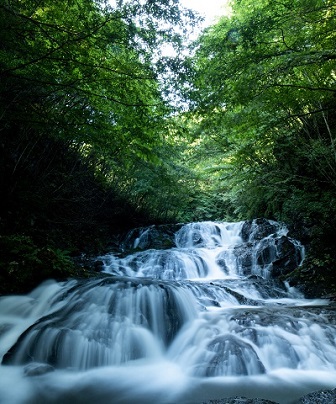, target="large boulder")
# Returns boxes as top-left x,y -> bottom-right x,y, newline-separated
235,219 -> 304,278
232,244 -> 253,276
120,224 -> 183,252
271,236 -> 303,276
240,218 -> 280,242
